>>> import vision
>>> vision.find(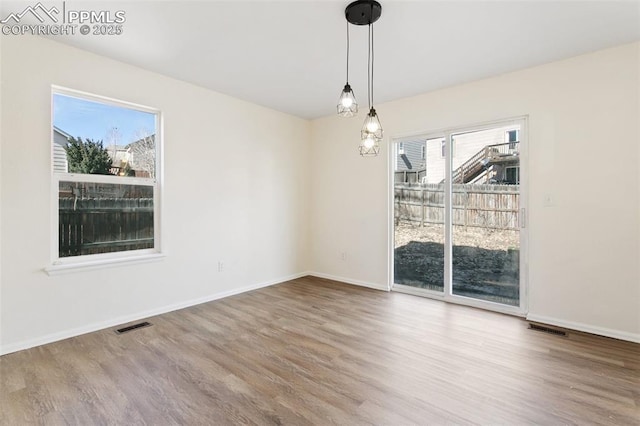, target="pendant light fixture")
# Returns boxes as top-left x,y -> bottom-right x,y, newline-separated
337,22 -> 358,117
359,21 -> 382,156
341,0 -> 383,157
